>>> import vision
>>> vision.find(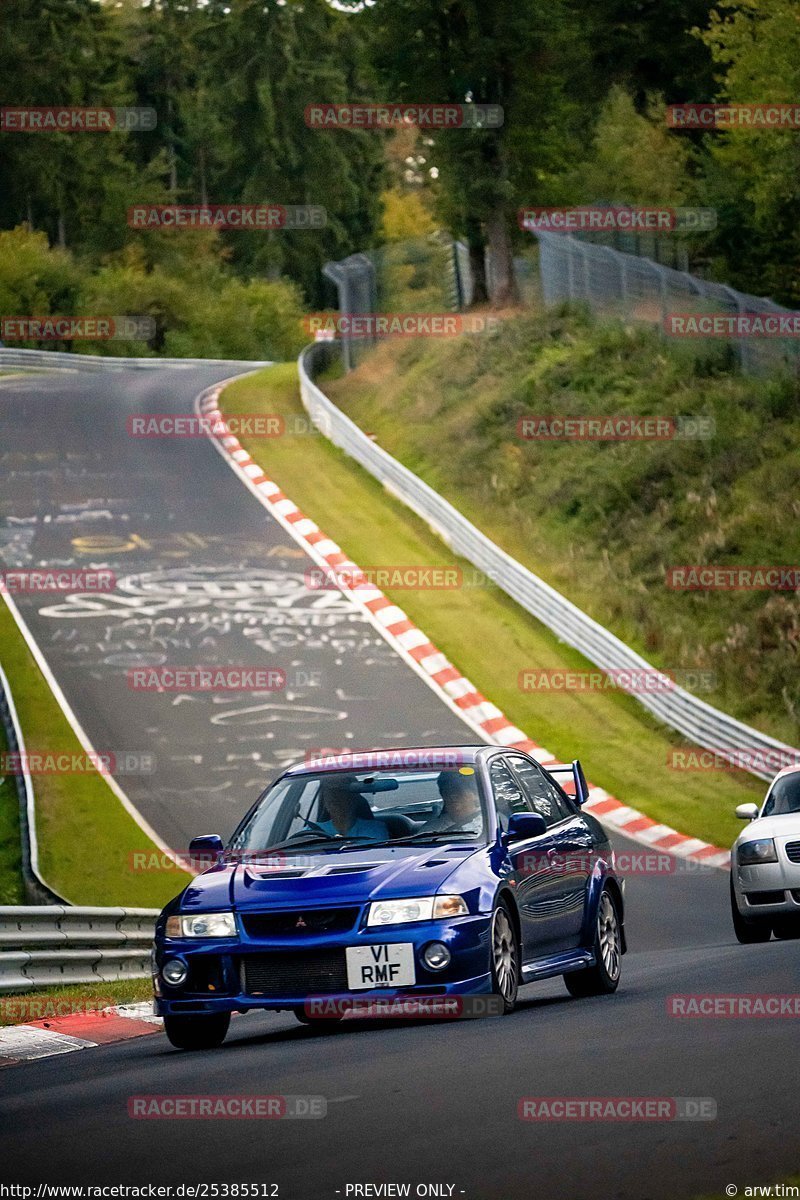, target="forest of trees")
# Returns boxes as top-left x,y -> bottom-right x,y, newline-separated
0,0 -> 798,355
